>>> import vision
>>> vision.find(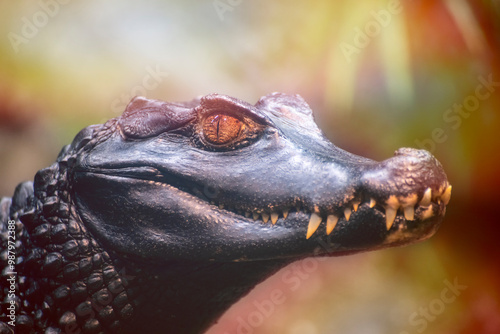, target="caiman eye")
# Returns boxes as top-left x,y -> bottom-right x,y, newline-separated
203,114 -> 244,145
